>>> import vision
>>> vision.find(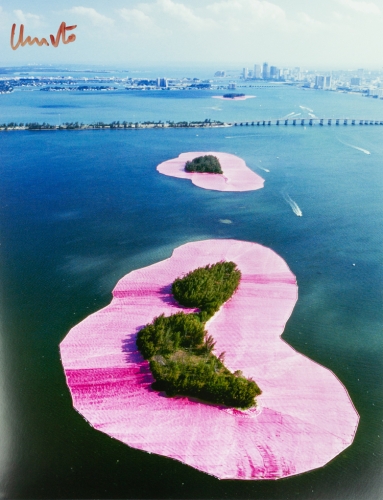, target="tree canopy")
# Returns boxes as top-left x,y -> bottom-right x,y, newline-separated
223,93 -> 245,99
136,261 -> 261,409
185,155 -> 223,174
